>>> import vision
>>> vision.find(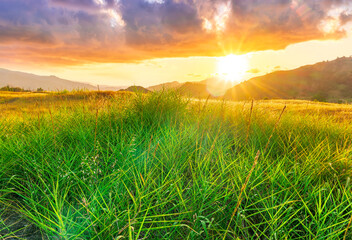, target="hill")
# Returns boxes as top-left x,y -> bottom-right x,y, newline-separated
224,57 -> 352,101
199,77 -> 237,96
148,78 -> 237,98
178,82 -> 210,98
0,68 -> 98,91
119,86 -> 150,93
178,78 -> 236,98
147,81 -> 182,91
